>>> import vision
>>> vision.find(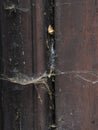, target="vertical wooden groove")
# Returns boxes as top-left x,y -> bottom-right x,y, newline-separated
0,2 -> 3,130
47,0 -> 56,128
32,0 -> 56,130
